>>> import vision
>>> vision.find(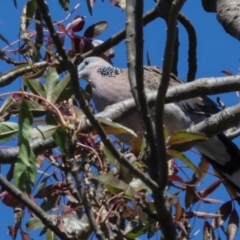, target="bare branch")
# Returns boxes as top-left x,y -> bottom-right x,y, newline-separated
154,1 -> 186,239
35,1 -> 158,238
0,61 -> 48,87
155,0 -> 185,189
0,51 -> 25,66
81,6 -> 158,59
0,137 -> 55,164
35,1 -> 106,239
126,0 -> 158,180
0,174 -> 72,240
2,73 -> 240,164
178,13 -> 197,81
